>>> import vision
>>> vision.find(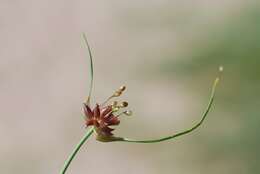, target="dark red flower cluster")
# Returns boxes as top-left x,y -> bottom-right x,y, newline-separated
83,103 -> 120,137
